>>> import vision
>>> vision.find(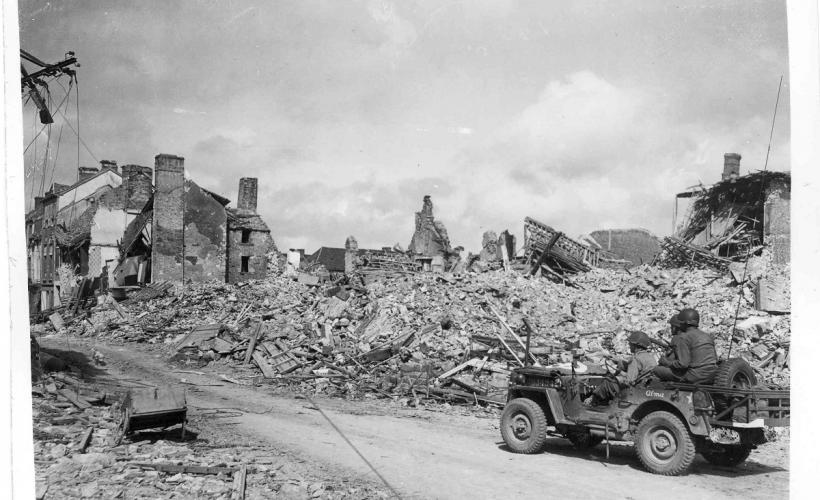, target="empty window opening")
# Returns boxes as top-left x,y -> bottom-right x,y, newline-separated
241,256 -> 250,273
241,229 -> 251,243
